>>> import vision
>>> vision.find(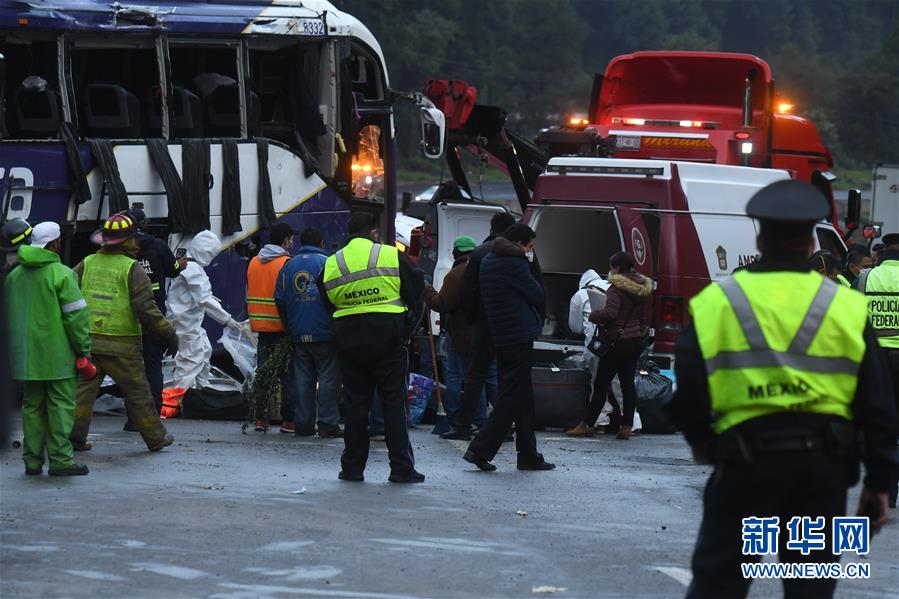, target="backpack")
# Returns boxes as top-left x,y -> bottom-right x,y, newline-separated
568,284 -> 604,335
